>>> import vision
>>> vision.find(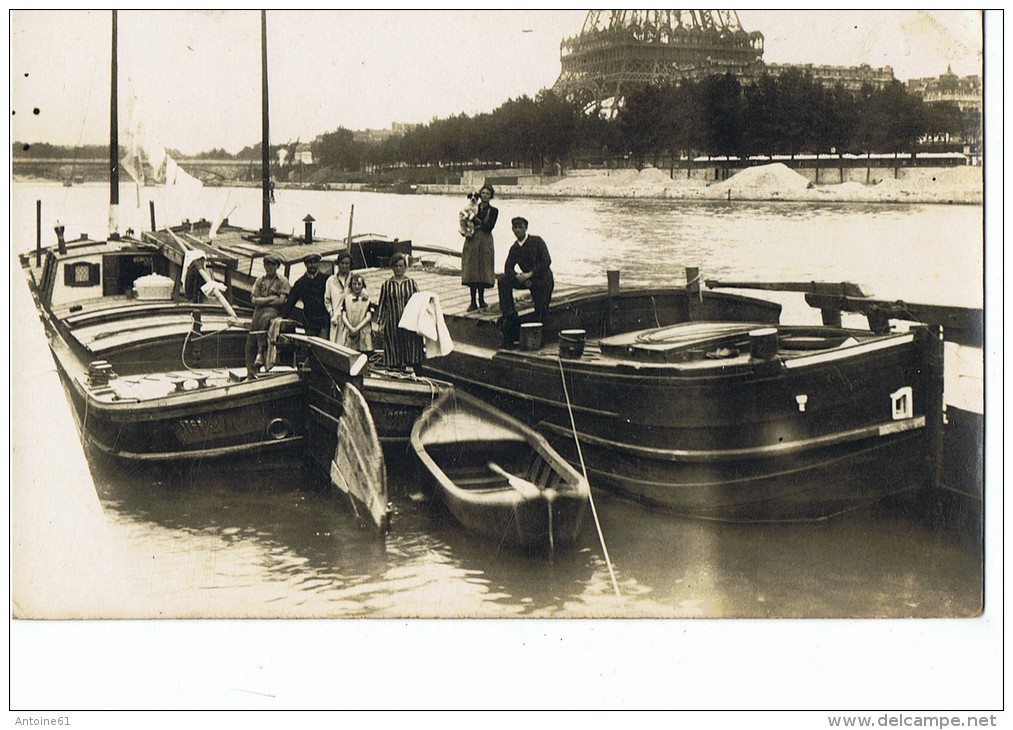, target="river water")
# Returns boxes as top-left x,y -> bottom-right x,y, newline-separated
11,182 -> 985,623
